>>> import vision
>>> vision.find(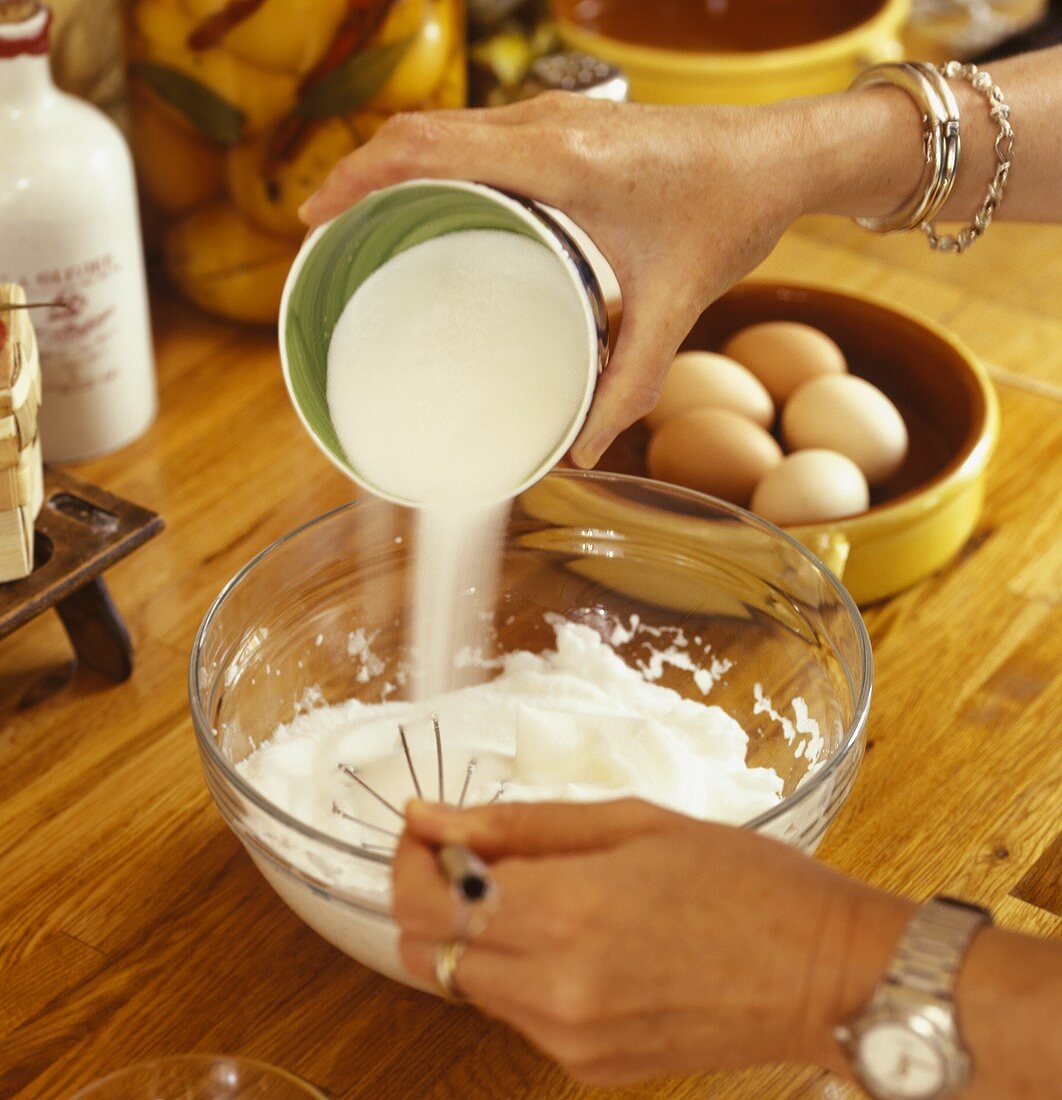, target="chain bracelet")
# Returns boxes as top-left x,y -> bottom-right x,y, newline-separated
921,61 -> 1014,253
